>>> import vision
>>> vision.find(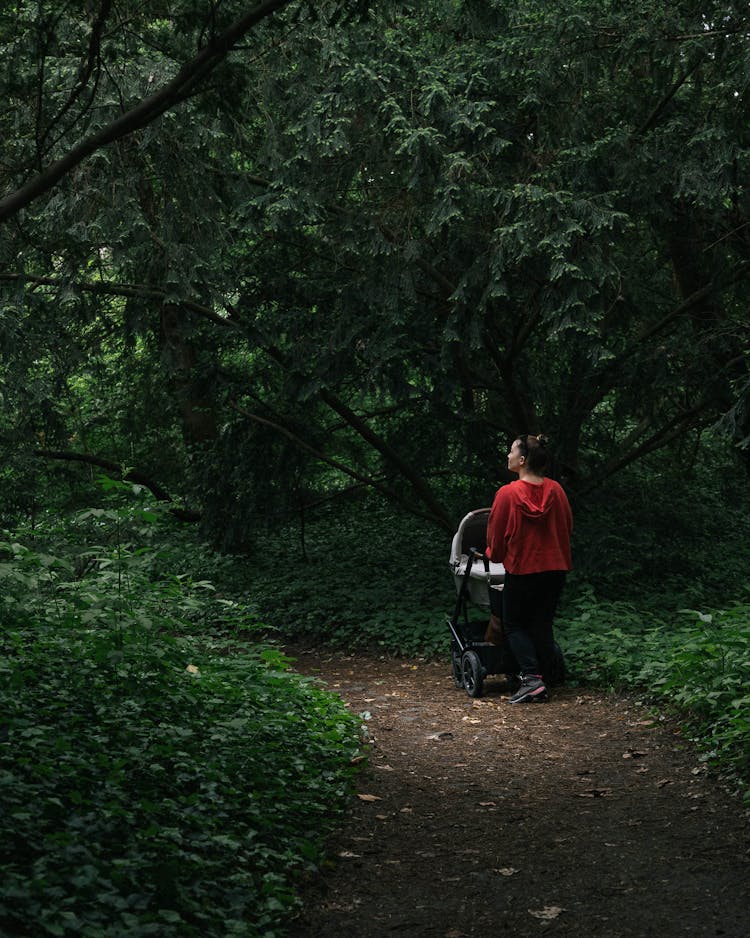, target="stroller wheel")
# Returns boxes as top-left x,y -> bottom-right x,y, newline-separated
461,650 -> 484,698
451,649 -> 464,688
